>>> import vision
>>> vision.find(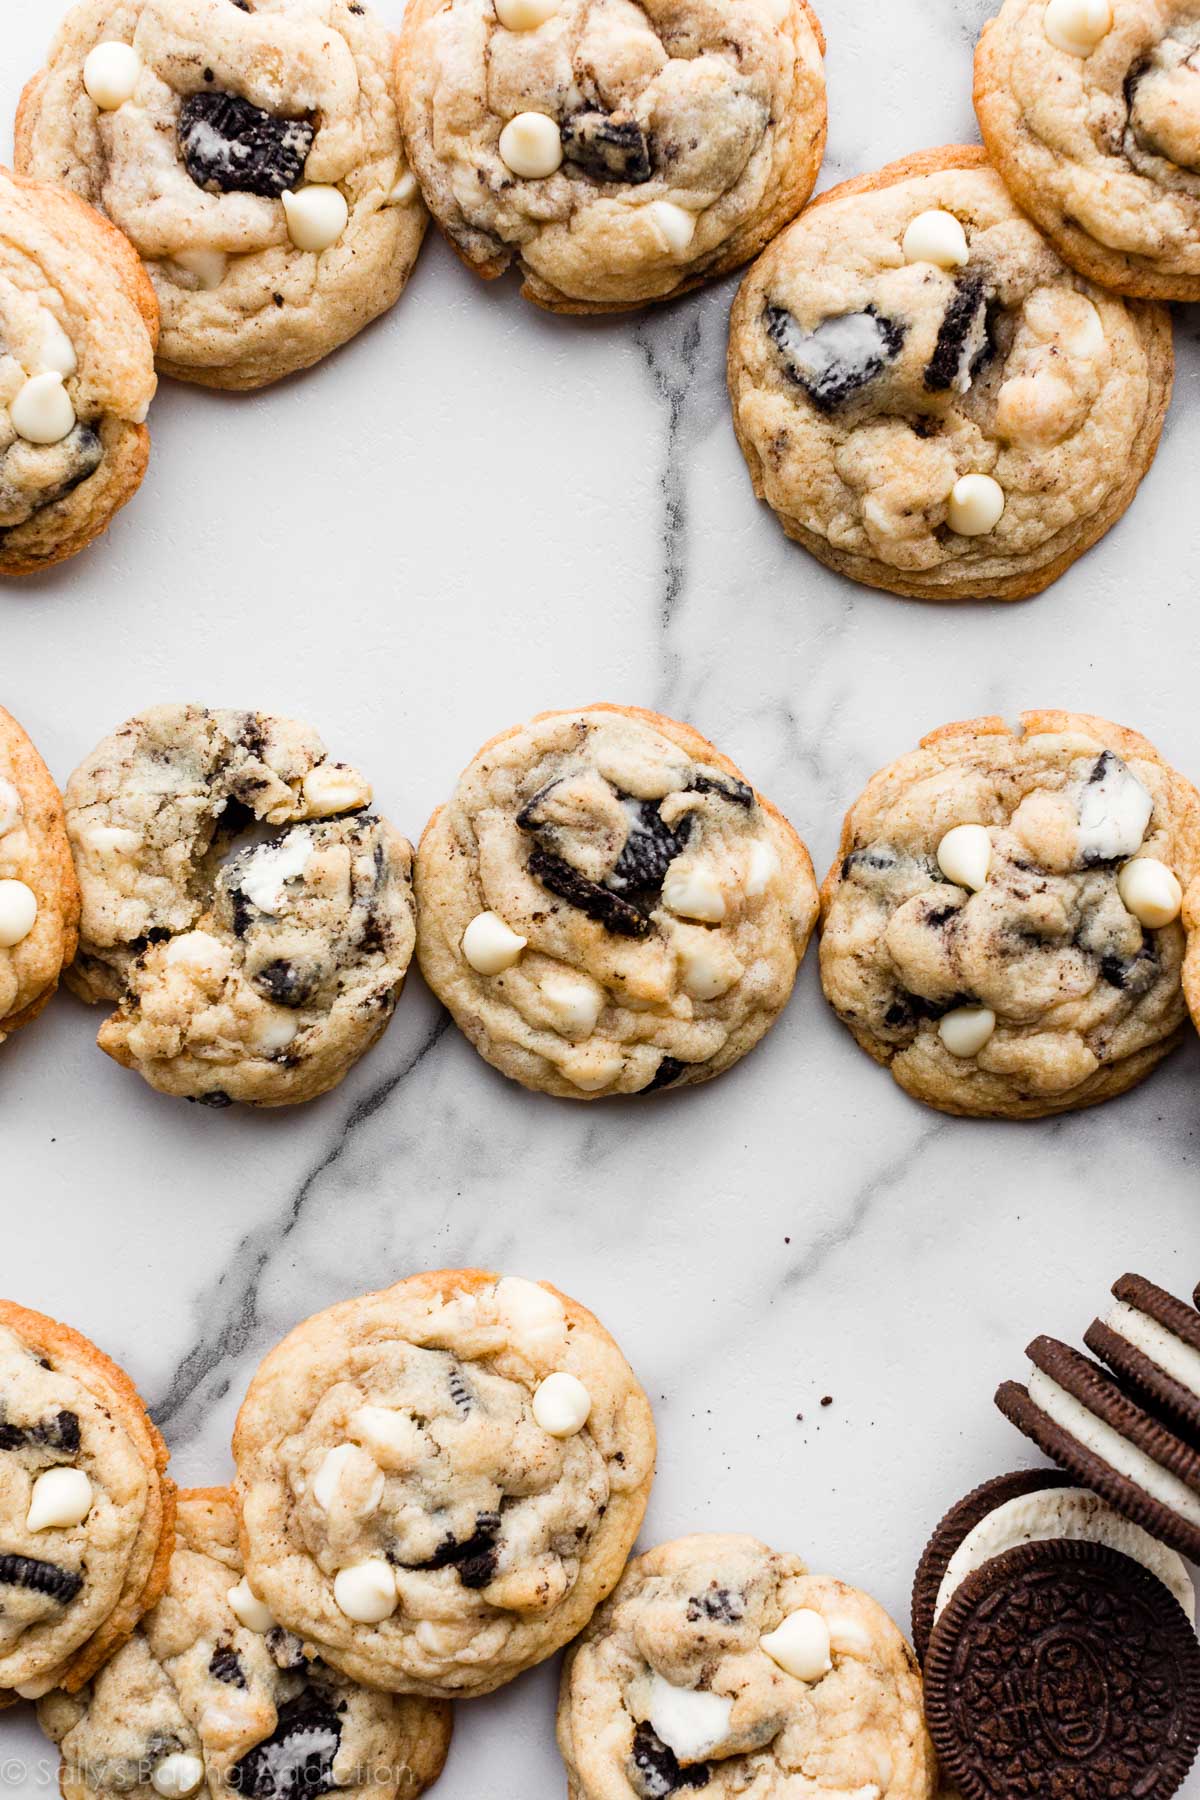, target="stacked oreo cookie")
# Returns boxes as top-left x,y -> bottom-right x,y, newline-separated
911,1272 -> 1200,1800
